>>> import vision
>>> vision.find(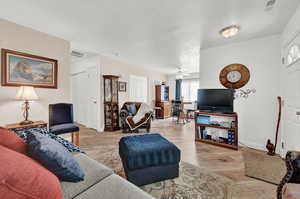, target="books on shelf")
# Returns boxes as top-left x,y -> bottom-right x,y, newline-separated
197,115 -> 211,124
196,115 -> 234,128
228,131 -> 235,145
195,111 -> 238,150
